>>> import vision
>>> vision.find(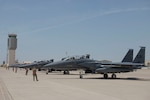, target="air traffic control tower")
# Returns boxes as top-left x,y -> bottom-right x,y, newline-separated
7,34 -> 17,66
